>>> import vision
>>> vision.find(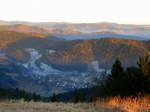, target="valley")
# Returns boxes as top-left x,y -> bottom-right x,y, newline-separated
0,22 -> 150,97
